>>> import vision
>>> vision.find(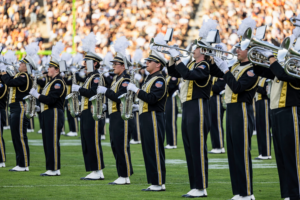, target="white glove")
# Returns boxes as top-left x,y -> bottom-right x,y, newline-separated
79,70 -> 85,78
35,105 -> 41,112
214,57 -> 229,73
127,83 -> 139,93
102,104 -> 107,112
168,49 -> 180,57
132,104 -> 139,112
134,73 -> 142,81
145,69 -> 150,75
60,72 -> 65,77
103,72 -> 109,77
29,88 -> 40,99
257,49 -> 273,58
72,84 -> 81,92
179,83 -> 182,89
97,86 -> 107,94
